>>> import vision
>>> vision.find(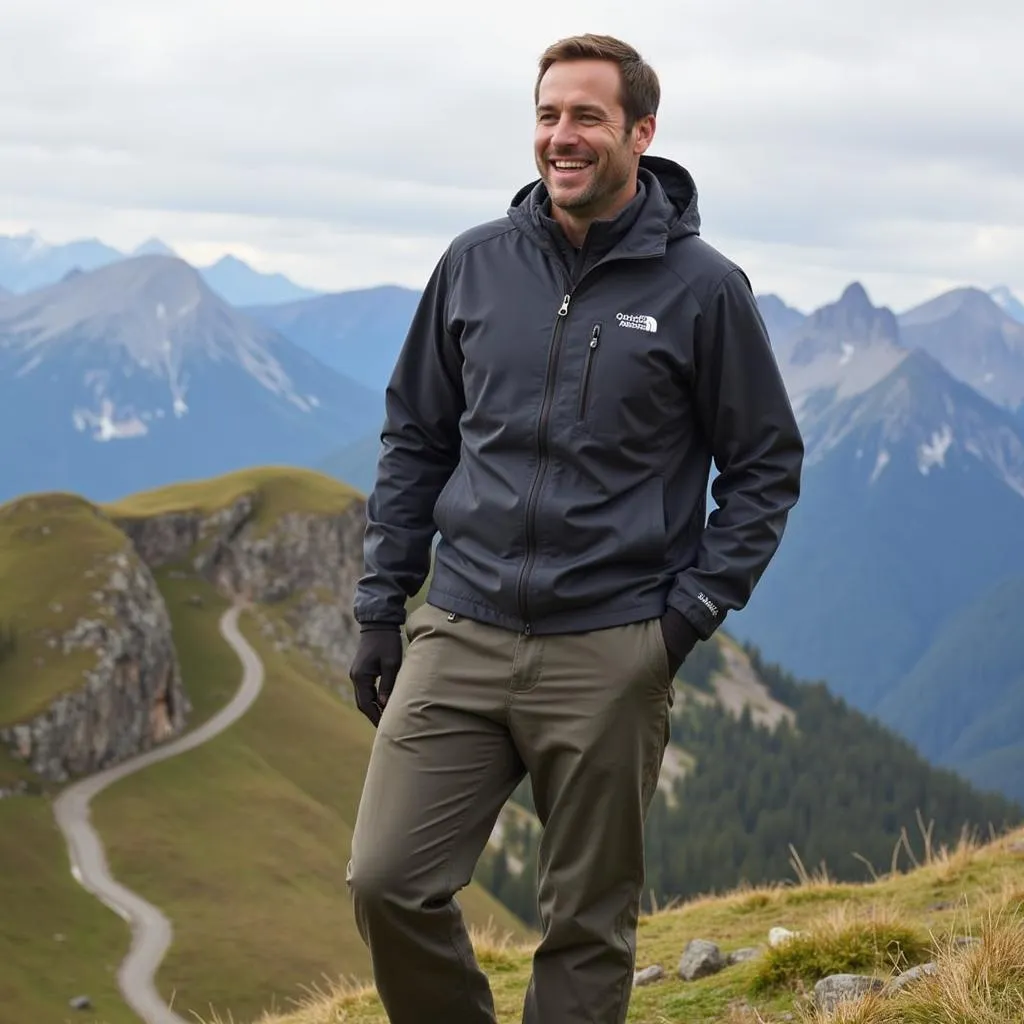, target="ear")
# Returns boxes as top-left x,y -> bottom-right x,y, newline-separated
633,114 -> 656,156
